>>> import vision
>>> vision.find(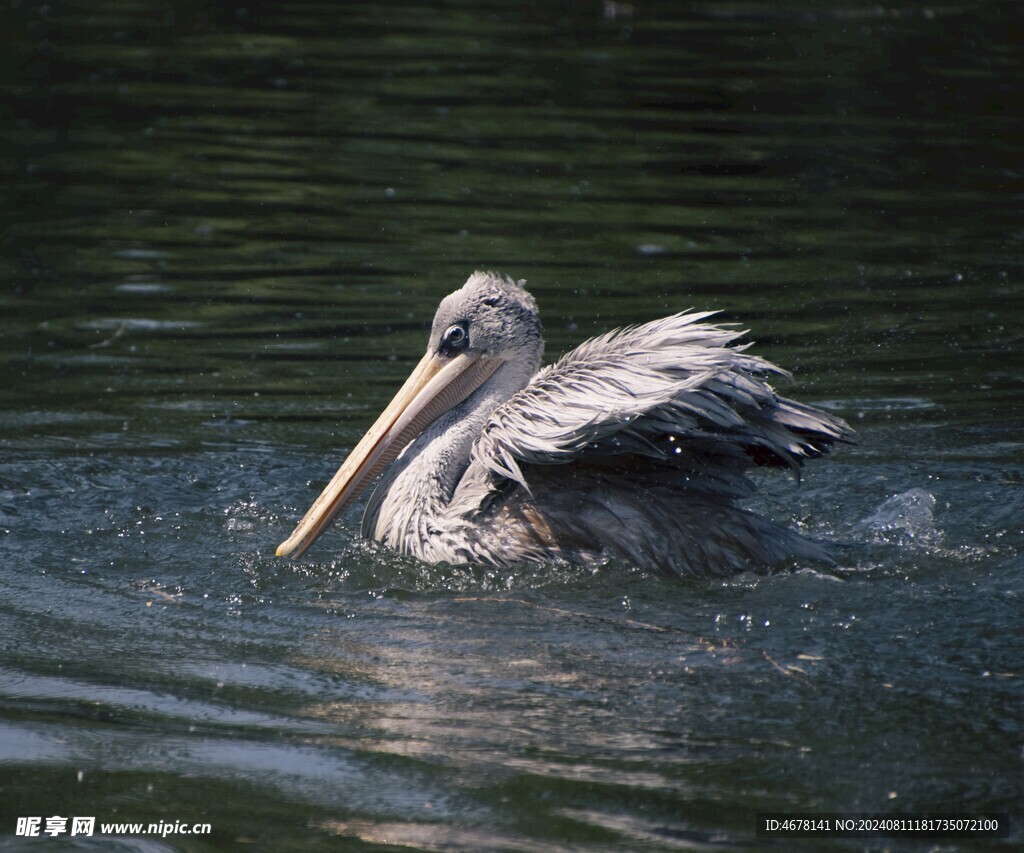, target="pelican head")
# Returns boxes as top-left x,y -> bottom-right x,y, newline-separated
277,272 -> 543,559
